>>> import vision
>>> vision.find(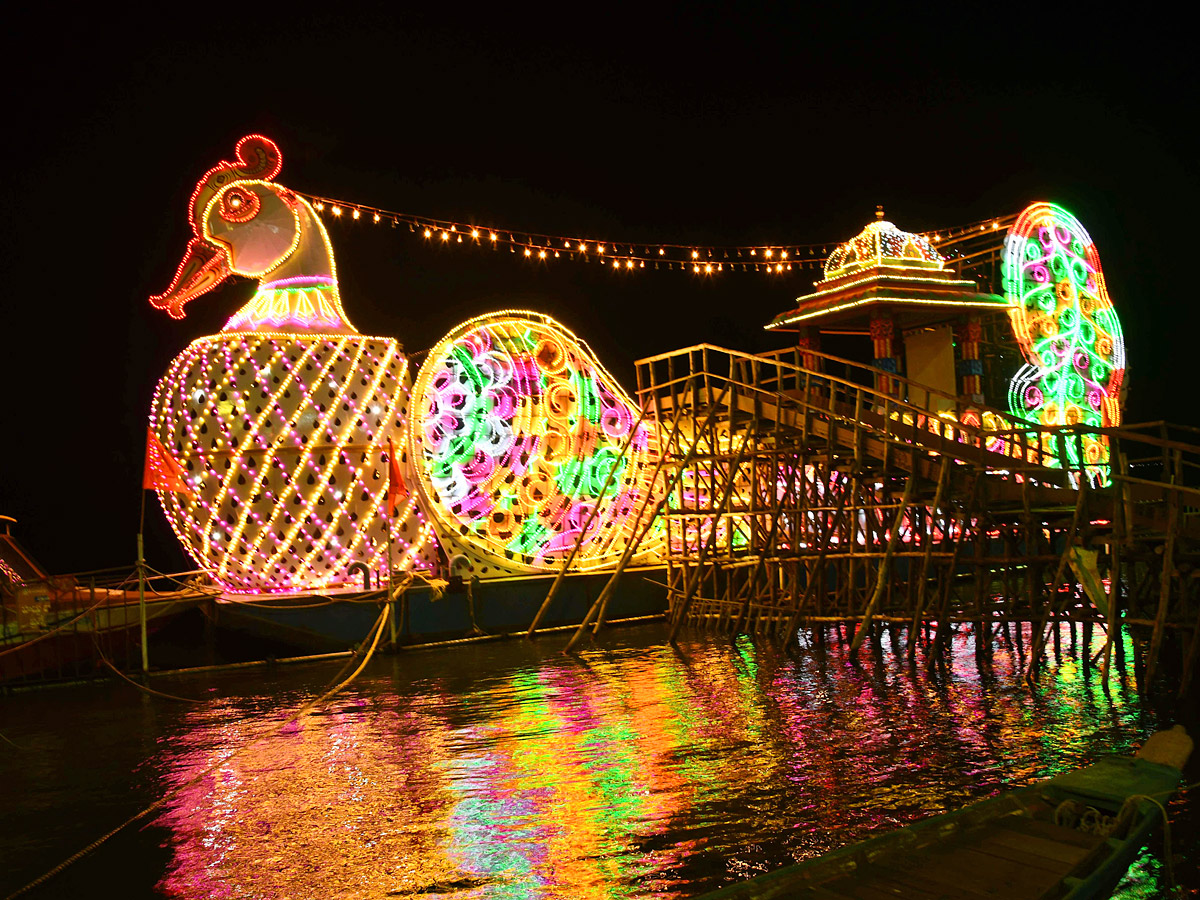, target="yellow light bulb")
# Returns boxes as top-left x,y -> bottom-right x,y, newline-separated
332,207 -> 342,216
598,246 -> 605,254
658,248 -> 665,255
579,243 -> 587,252
490,233 -> 498,241
539,249 -> 547,258
352,209 -> 360,220
525,248 -> 532,257
373,213 -> 381,223
626,260 -> 634,269
441,232 -> 450,241
472,229 -> 480,238
765,249 -> 773,258
424,229 -> 432,238
691,250 -> 699,259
